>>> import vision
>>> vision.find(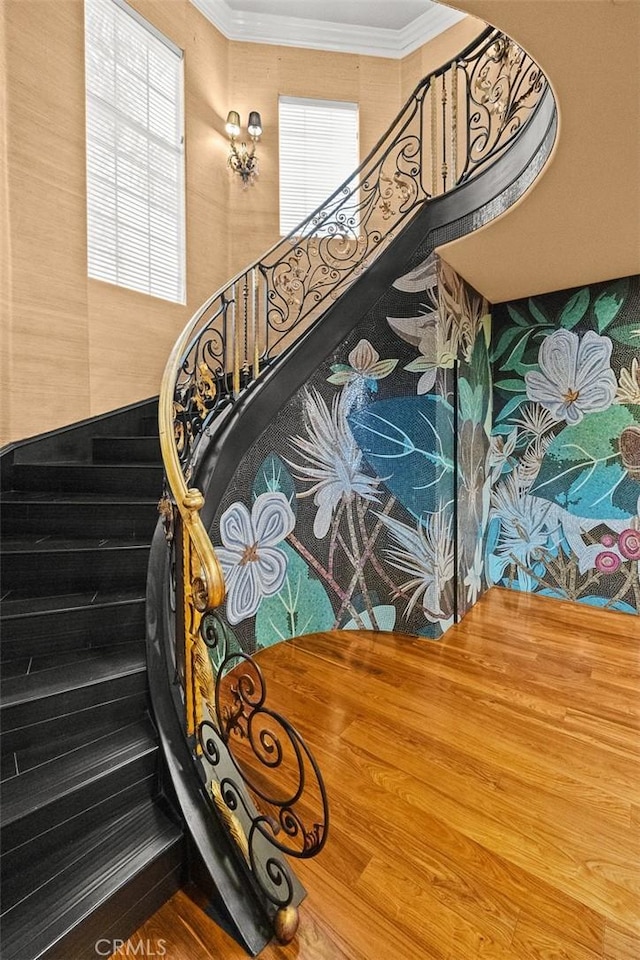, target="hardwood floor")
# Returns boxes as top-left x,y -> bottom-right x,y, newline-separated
115,588 -> 640,959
